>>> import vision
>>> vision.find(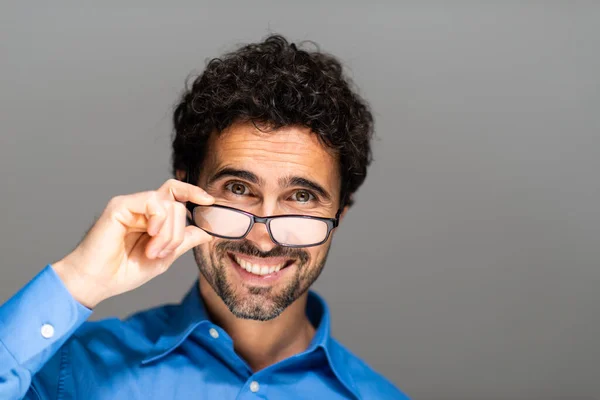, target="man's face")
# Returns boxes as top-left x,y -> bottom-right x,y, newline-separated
191,121 -> 343,321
